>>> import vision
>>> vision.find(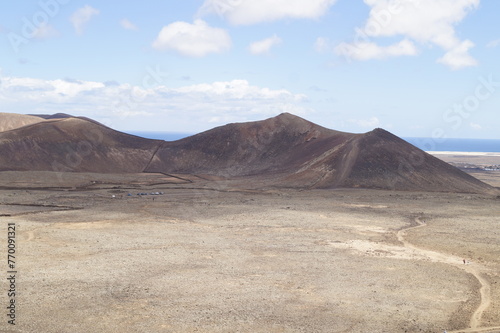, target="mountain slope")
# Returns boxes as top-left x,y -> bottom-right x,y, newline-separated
0,113 -> 46,132
323,128 -> 492,193
145,113 -> 354,176
146,113 -> 496,194
0,117 -> 162,173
